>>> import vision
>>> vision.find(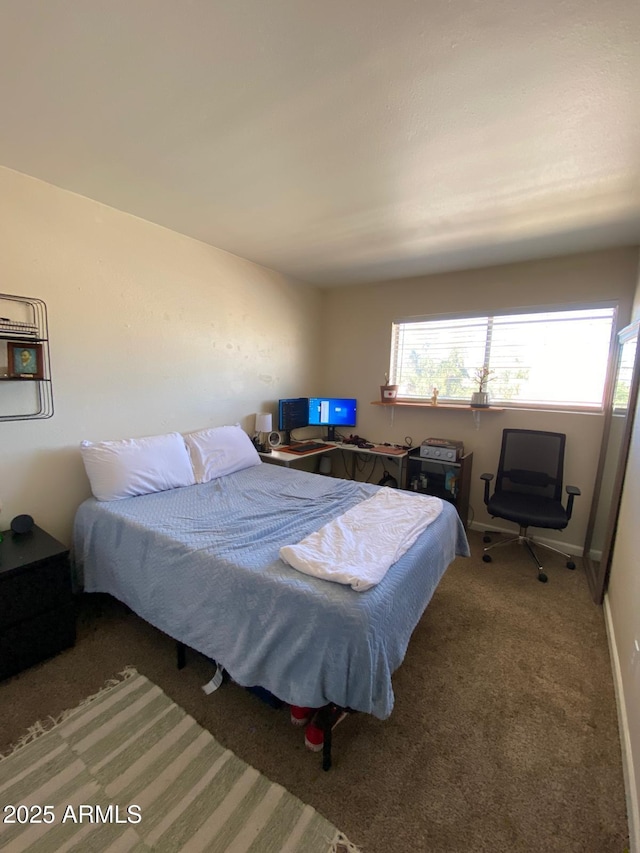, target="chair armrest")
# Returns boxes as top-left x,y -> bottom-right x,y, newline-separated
480,473 -> 493,505
565,485 -> 581,519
